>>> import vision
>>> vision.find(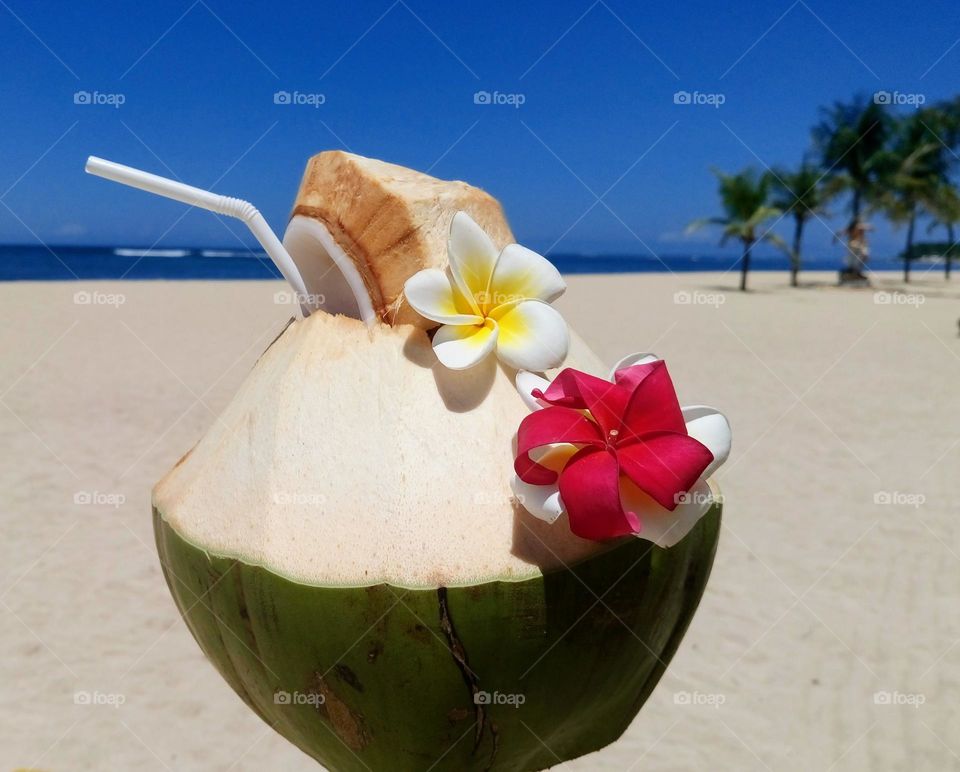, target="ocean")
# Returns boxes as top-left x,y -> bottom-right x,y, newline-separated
0,244 -> 907,281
